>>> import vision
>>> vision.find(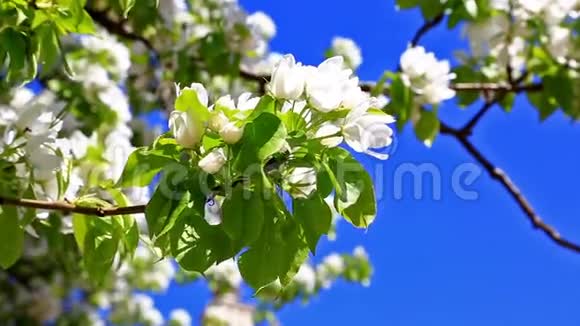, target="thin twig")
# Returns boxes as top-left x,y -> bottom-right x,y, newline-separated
450,82 -> 542,93
440,122 -> 580,253
0,196 -> 146,217
460,99 -> 498,134
410,13 -> 445,47
86,8 -> 157,53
